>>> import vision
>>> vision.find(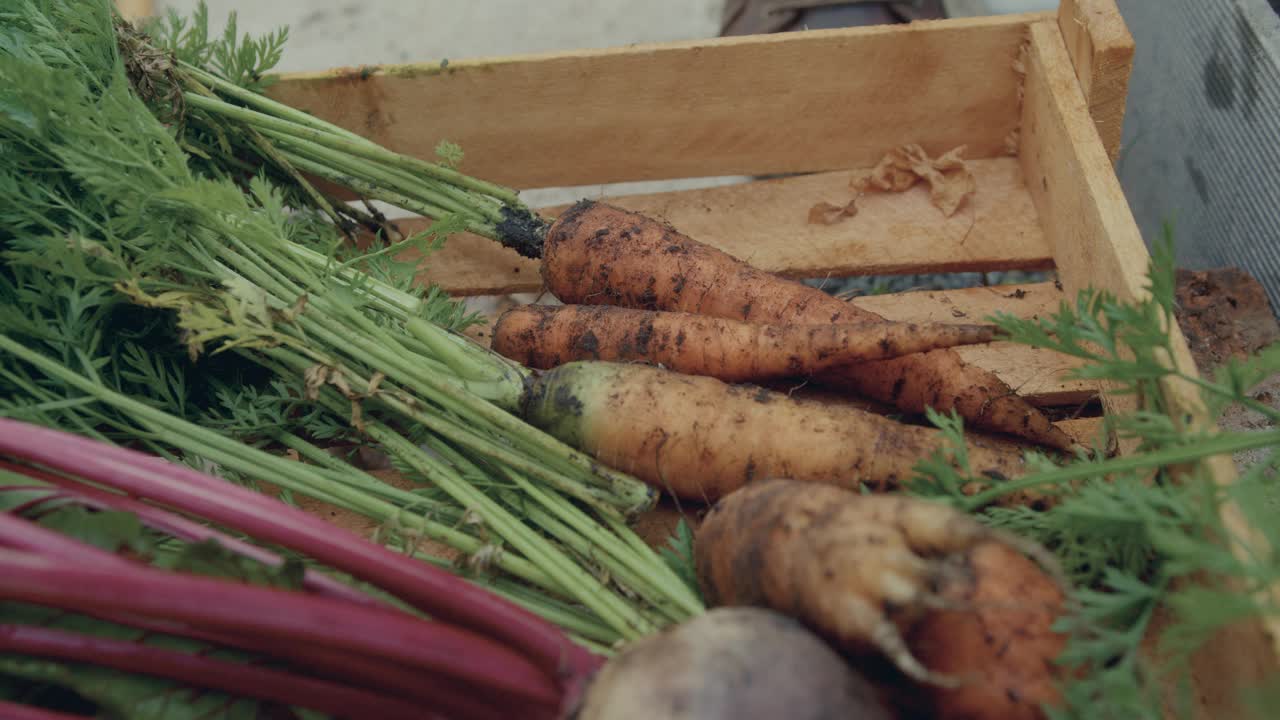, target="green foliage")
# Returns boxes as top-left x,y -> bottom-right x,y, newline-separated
36,506 -> 154,555
434,139 -> 465,169
657,518 -> 700,597
142,1 -> 287,94
161,539 -> 307,590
